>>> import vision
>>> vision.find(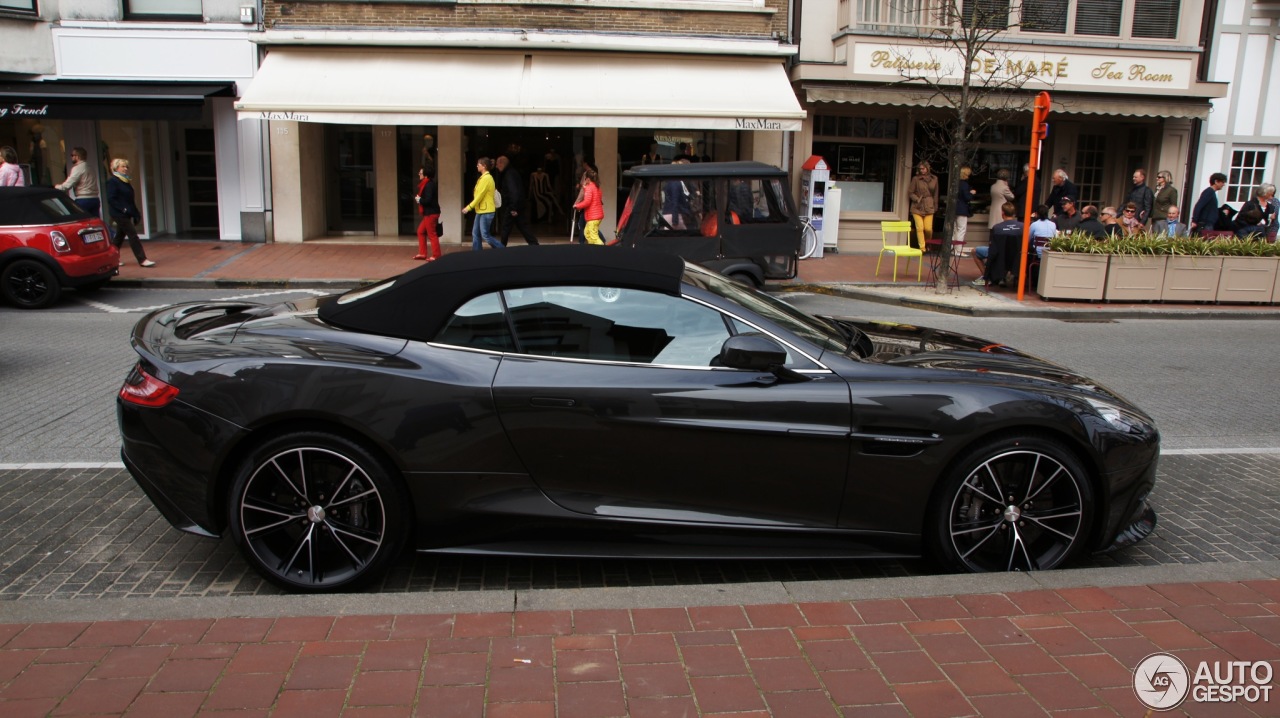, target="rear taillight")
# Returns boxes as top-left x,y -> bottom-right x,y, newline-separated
51,230 -> 71,253
119,365 -> 179,407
